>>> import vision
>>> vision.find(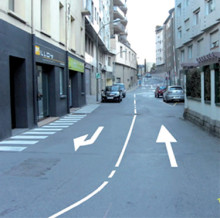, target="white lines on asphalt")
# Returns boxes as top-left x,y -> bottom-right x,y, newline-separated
54,121 -> 75,124
0,146 -> 27,152
23,132 -> 56,135
44,125 -> 69,128
49,181 -> 109,218
11,136 -> 48,139
33,128 -> 62,131
49,123 -> 72,126
134,94 -> 137,114
0,140 -> 38,145
108,170 -> 116,179
115,114 -> 137,167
